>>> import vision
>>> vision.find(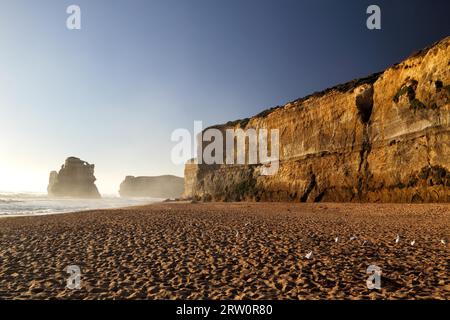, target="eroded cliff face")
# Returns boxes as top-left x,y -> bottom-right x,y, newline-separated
184,37 -> 450,203
119,175 -> 184,199
48,157 -> 101,198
